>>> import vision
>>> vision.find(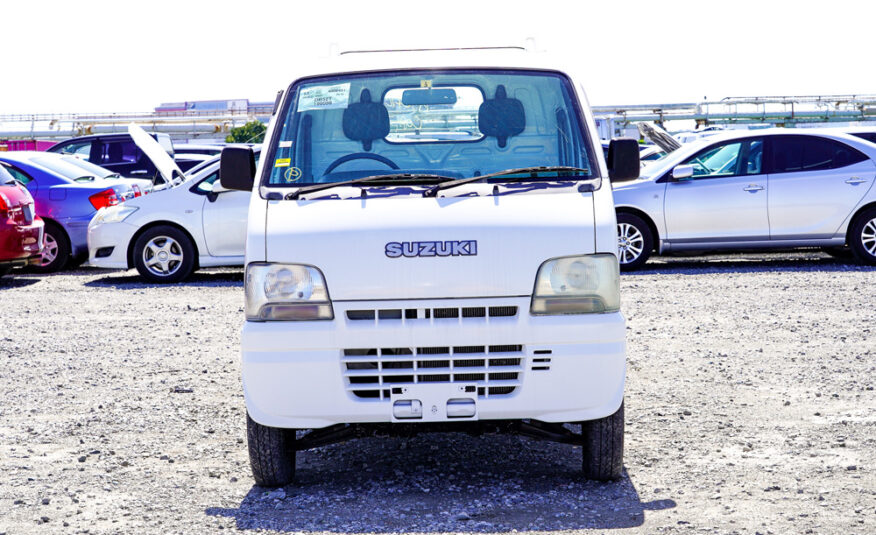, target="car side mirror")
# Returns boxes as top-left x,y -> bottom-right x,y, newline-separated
671,164 -> 694,181
220,147 -> 256,192
607,138 -> 640,182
